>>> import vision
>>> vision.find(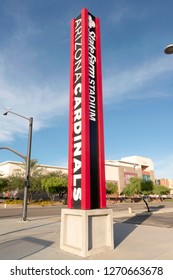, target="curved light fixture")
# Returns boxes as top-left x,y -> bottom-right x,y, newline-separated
164,44 -> 173,54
